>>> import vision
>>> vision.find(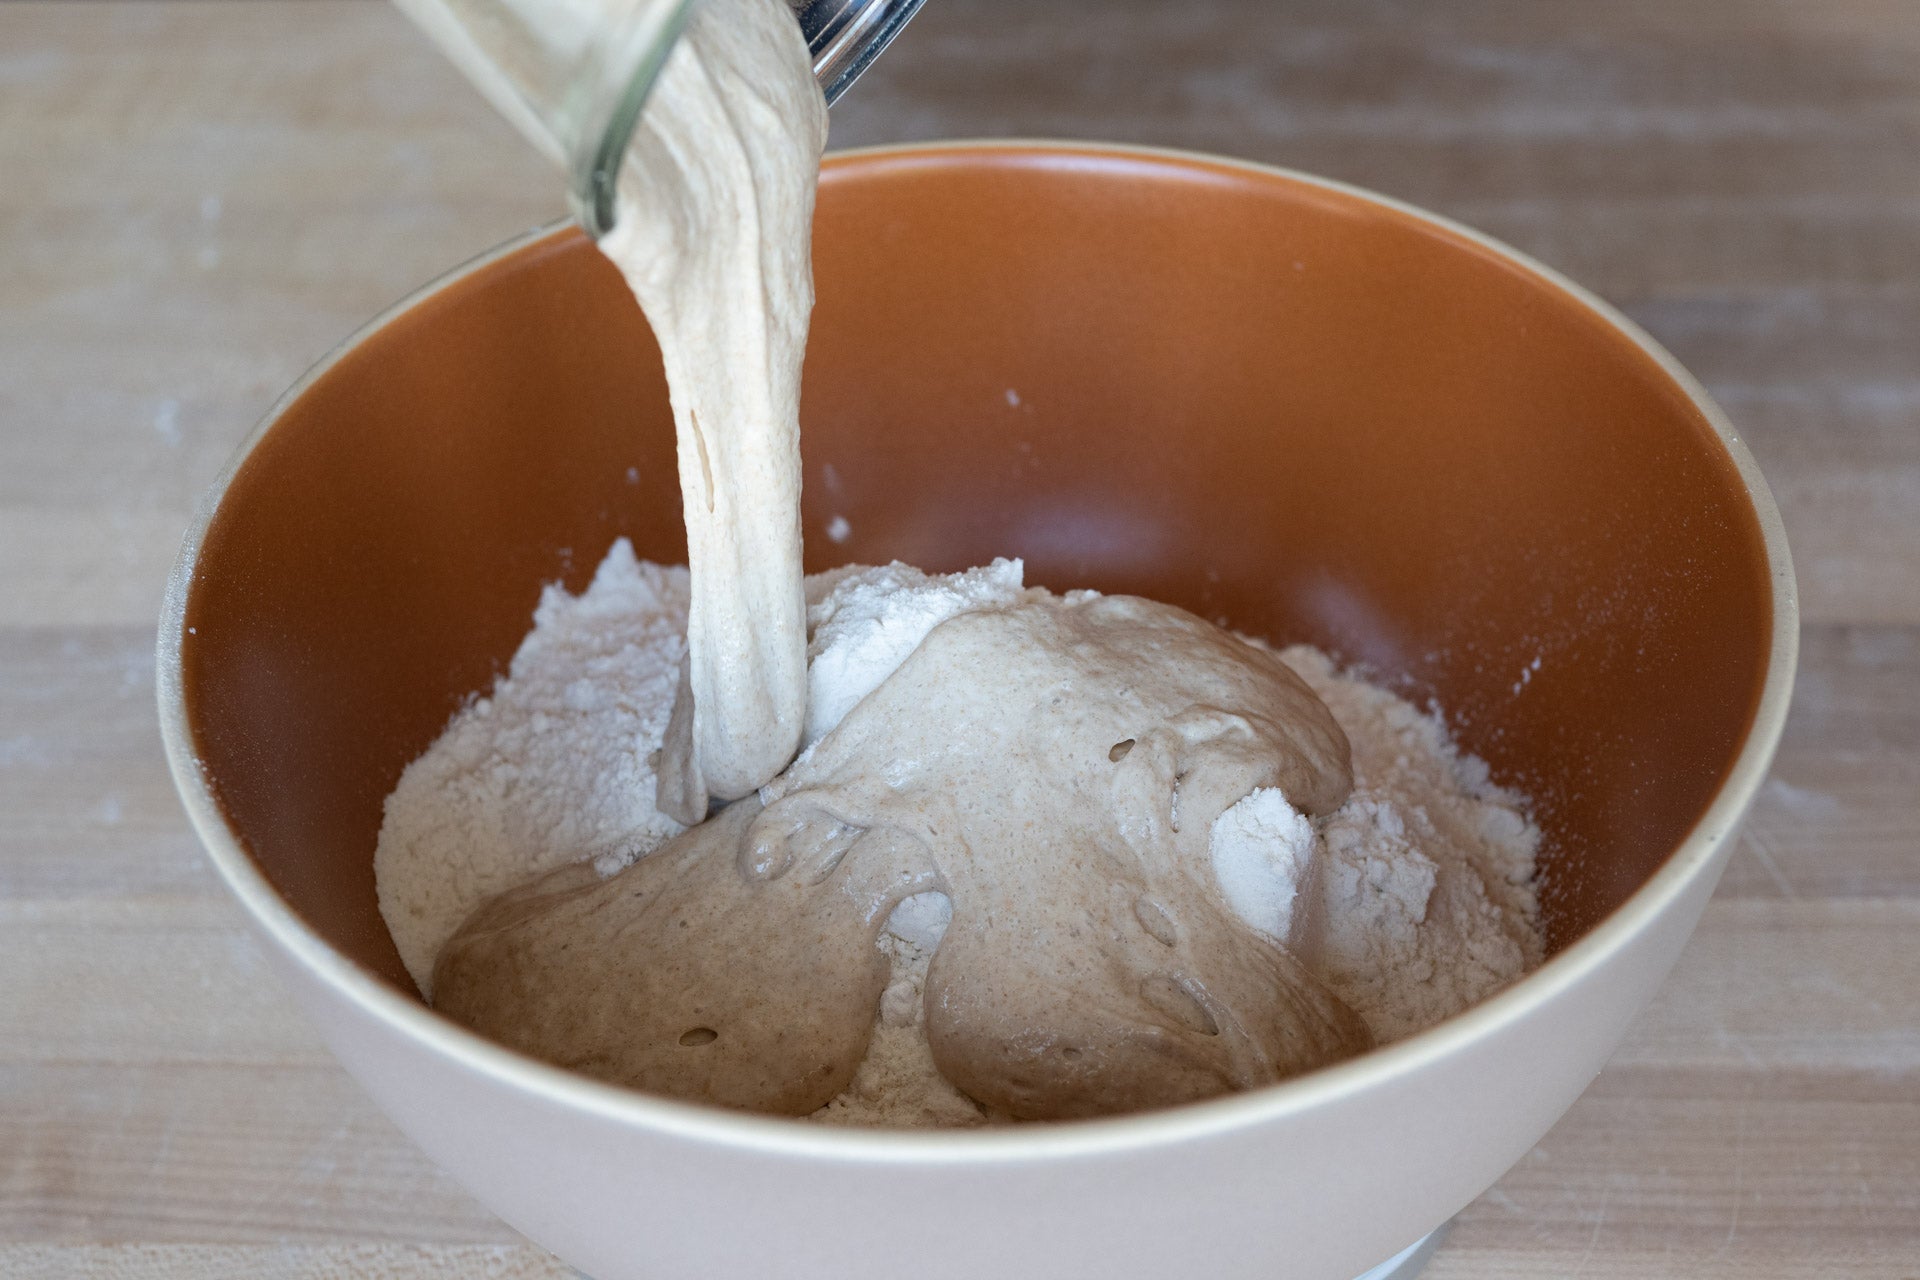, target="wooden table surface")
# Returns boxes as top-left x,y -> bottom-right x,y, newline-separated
3,1 -> 1916,1275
